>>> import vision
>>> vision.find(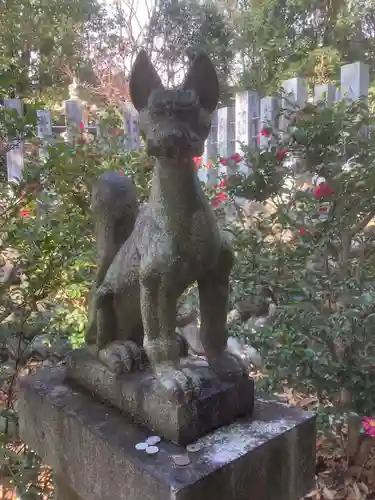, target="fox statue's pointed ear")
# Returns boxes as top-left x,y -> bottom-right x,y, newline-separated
129,50 -> 164,112
182,53 -> 219,113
